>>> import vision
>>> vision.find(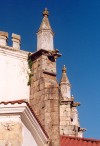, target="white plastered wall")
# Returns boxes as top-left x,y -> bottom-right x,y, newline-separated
0,46 -> 30,101
22,122 -> 38,146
